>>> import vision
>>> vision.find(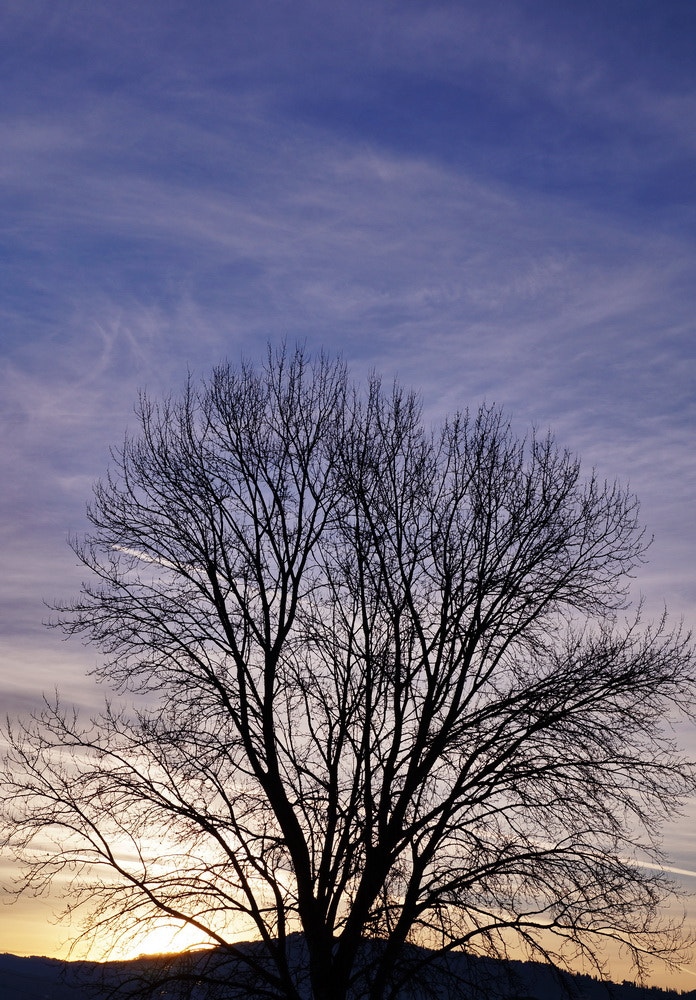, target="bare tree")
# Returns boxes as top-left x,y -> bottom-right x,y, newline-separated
2,346 -> 694,1000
